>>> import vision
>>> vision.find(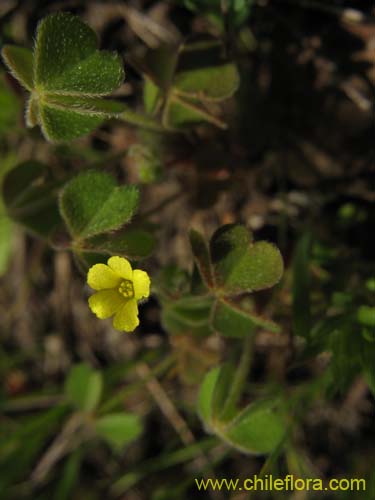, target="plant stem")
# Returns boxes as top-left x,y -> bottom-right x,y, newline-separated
221,332 -> 254,420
